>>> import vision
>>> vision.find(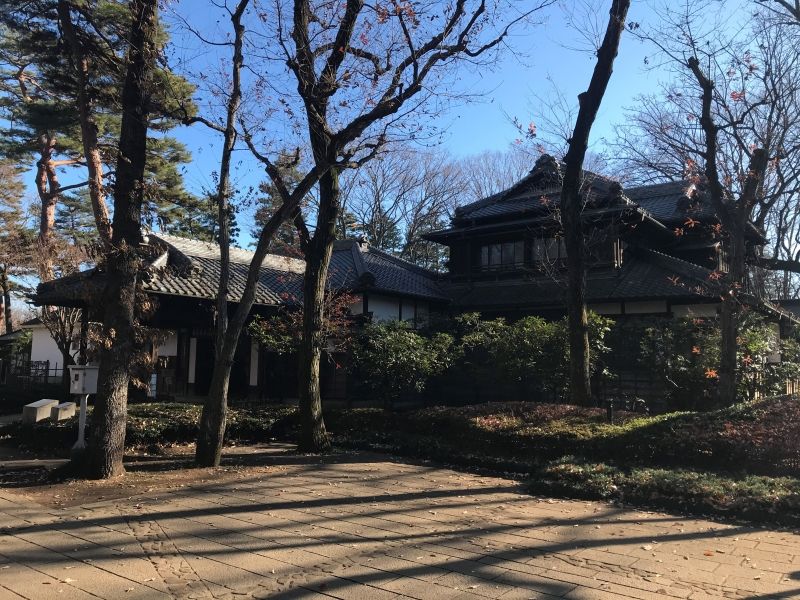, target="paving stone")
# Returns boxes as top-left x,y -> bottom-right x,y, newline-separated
1,449 -> 799,600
